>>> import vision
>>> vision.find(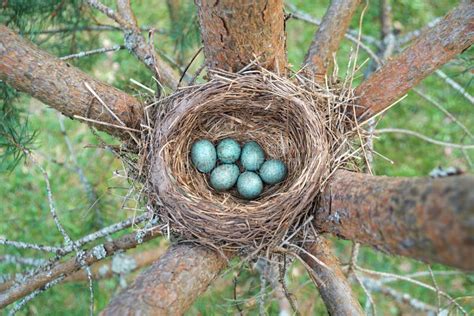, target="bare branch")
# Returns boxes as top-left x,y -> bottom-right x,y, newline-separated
0,226 -> 161,308
301,238 -> 364,315
102,244 -> 227,315
355,1 -> 474,119
375,128 -> 474,149
434,69 -> 474,105
196,0 -> 286,73
65,248 -> 164,282
361,277 -> 438,313
60,44 -> 124,60
315,170 -> 474,270
303,0 -> 361,79
0,25 -> 143,140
